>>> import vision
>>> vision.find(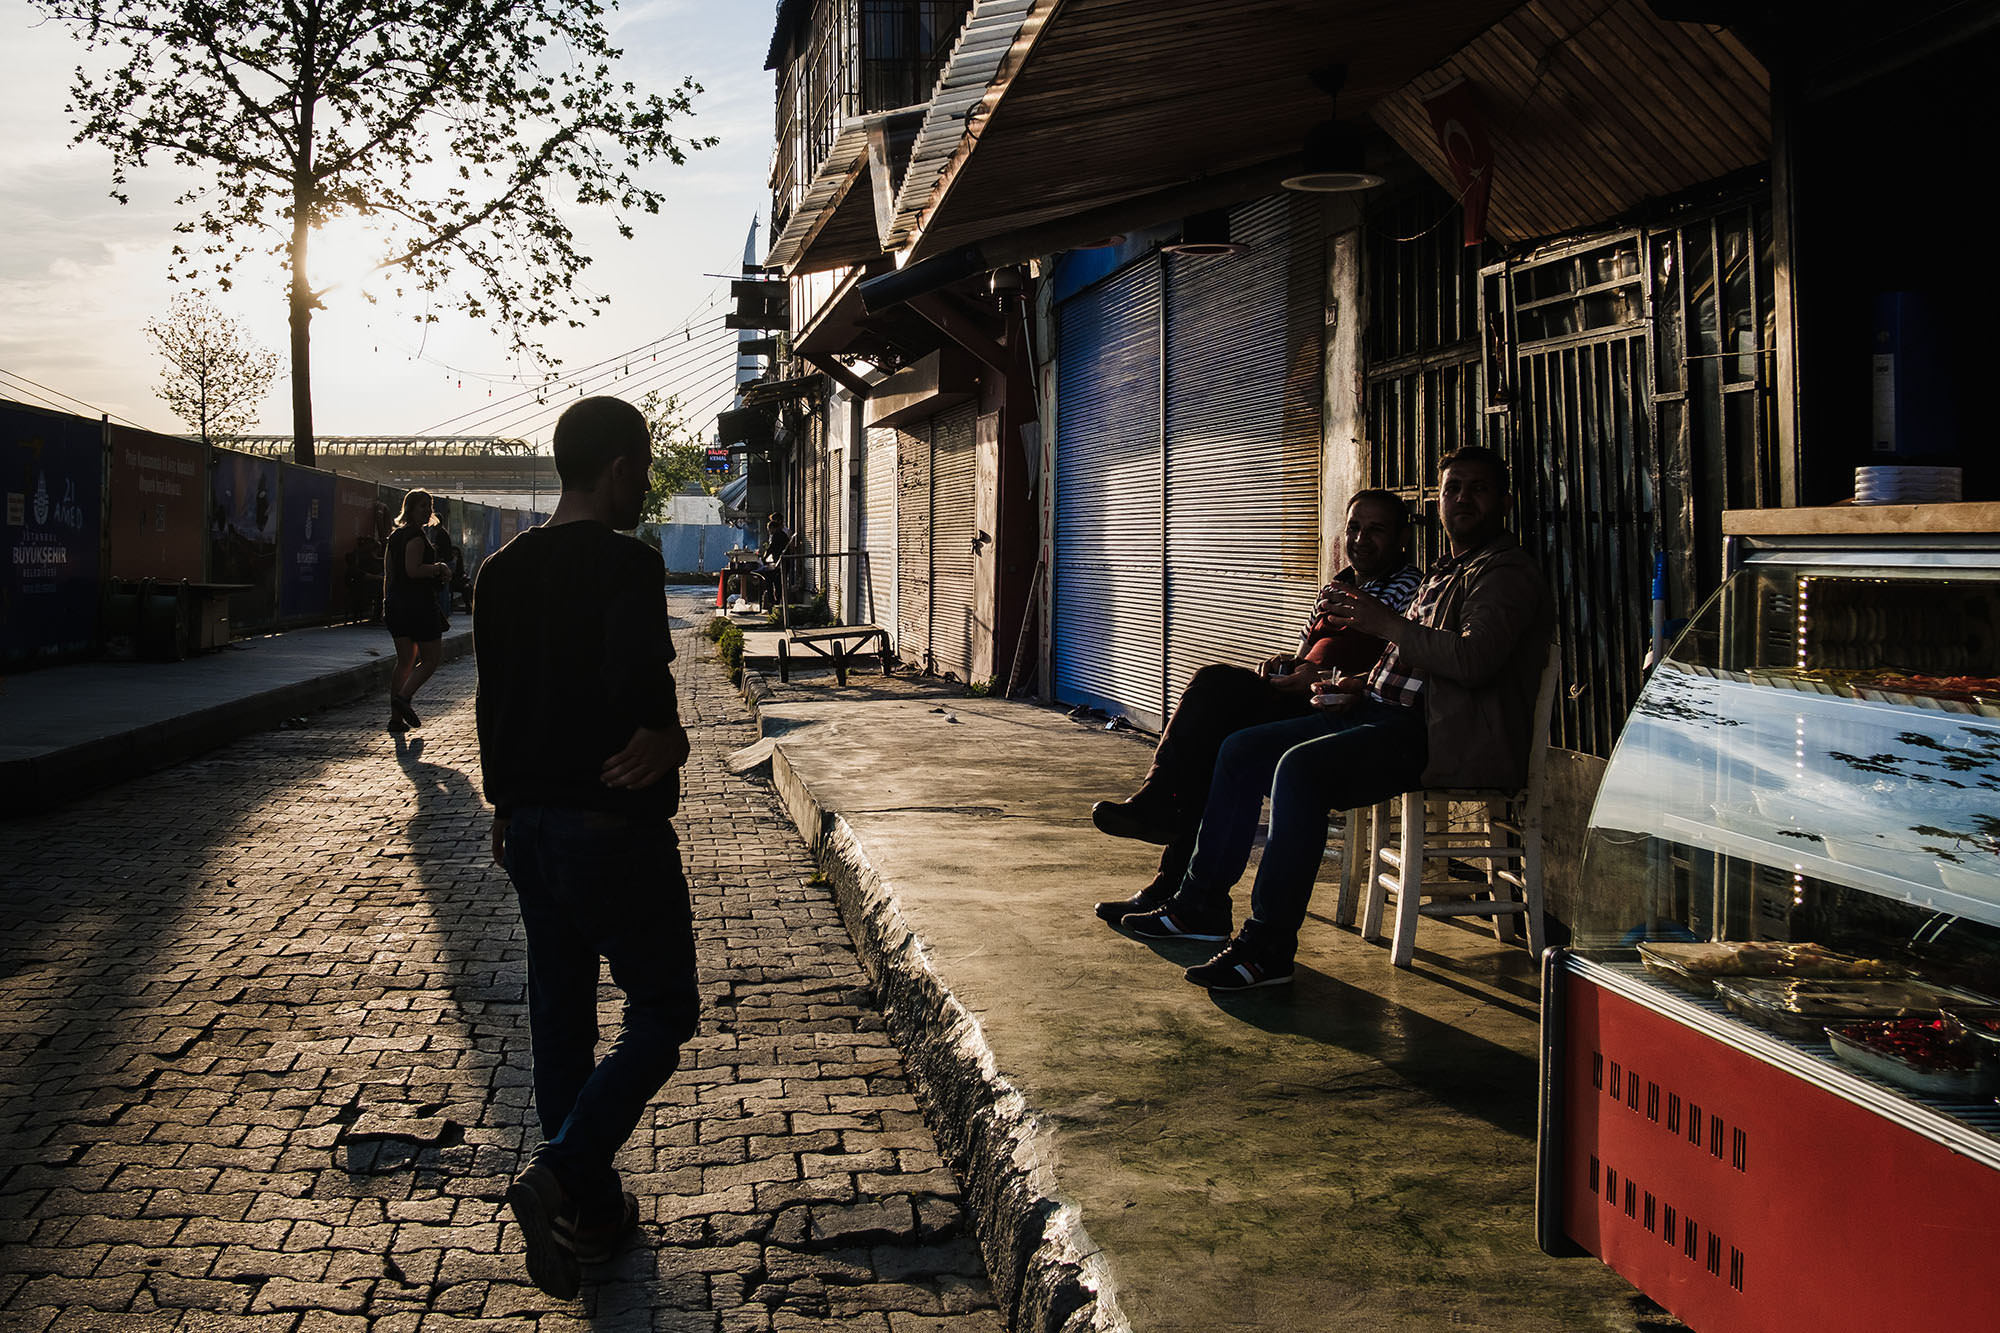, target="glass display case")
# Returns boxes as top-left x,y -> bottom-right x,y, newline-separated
1538,504 -> 2000,1333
